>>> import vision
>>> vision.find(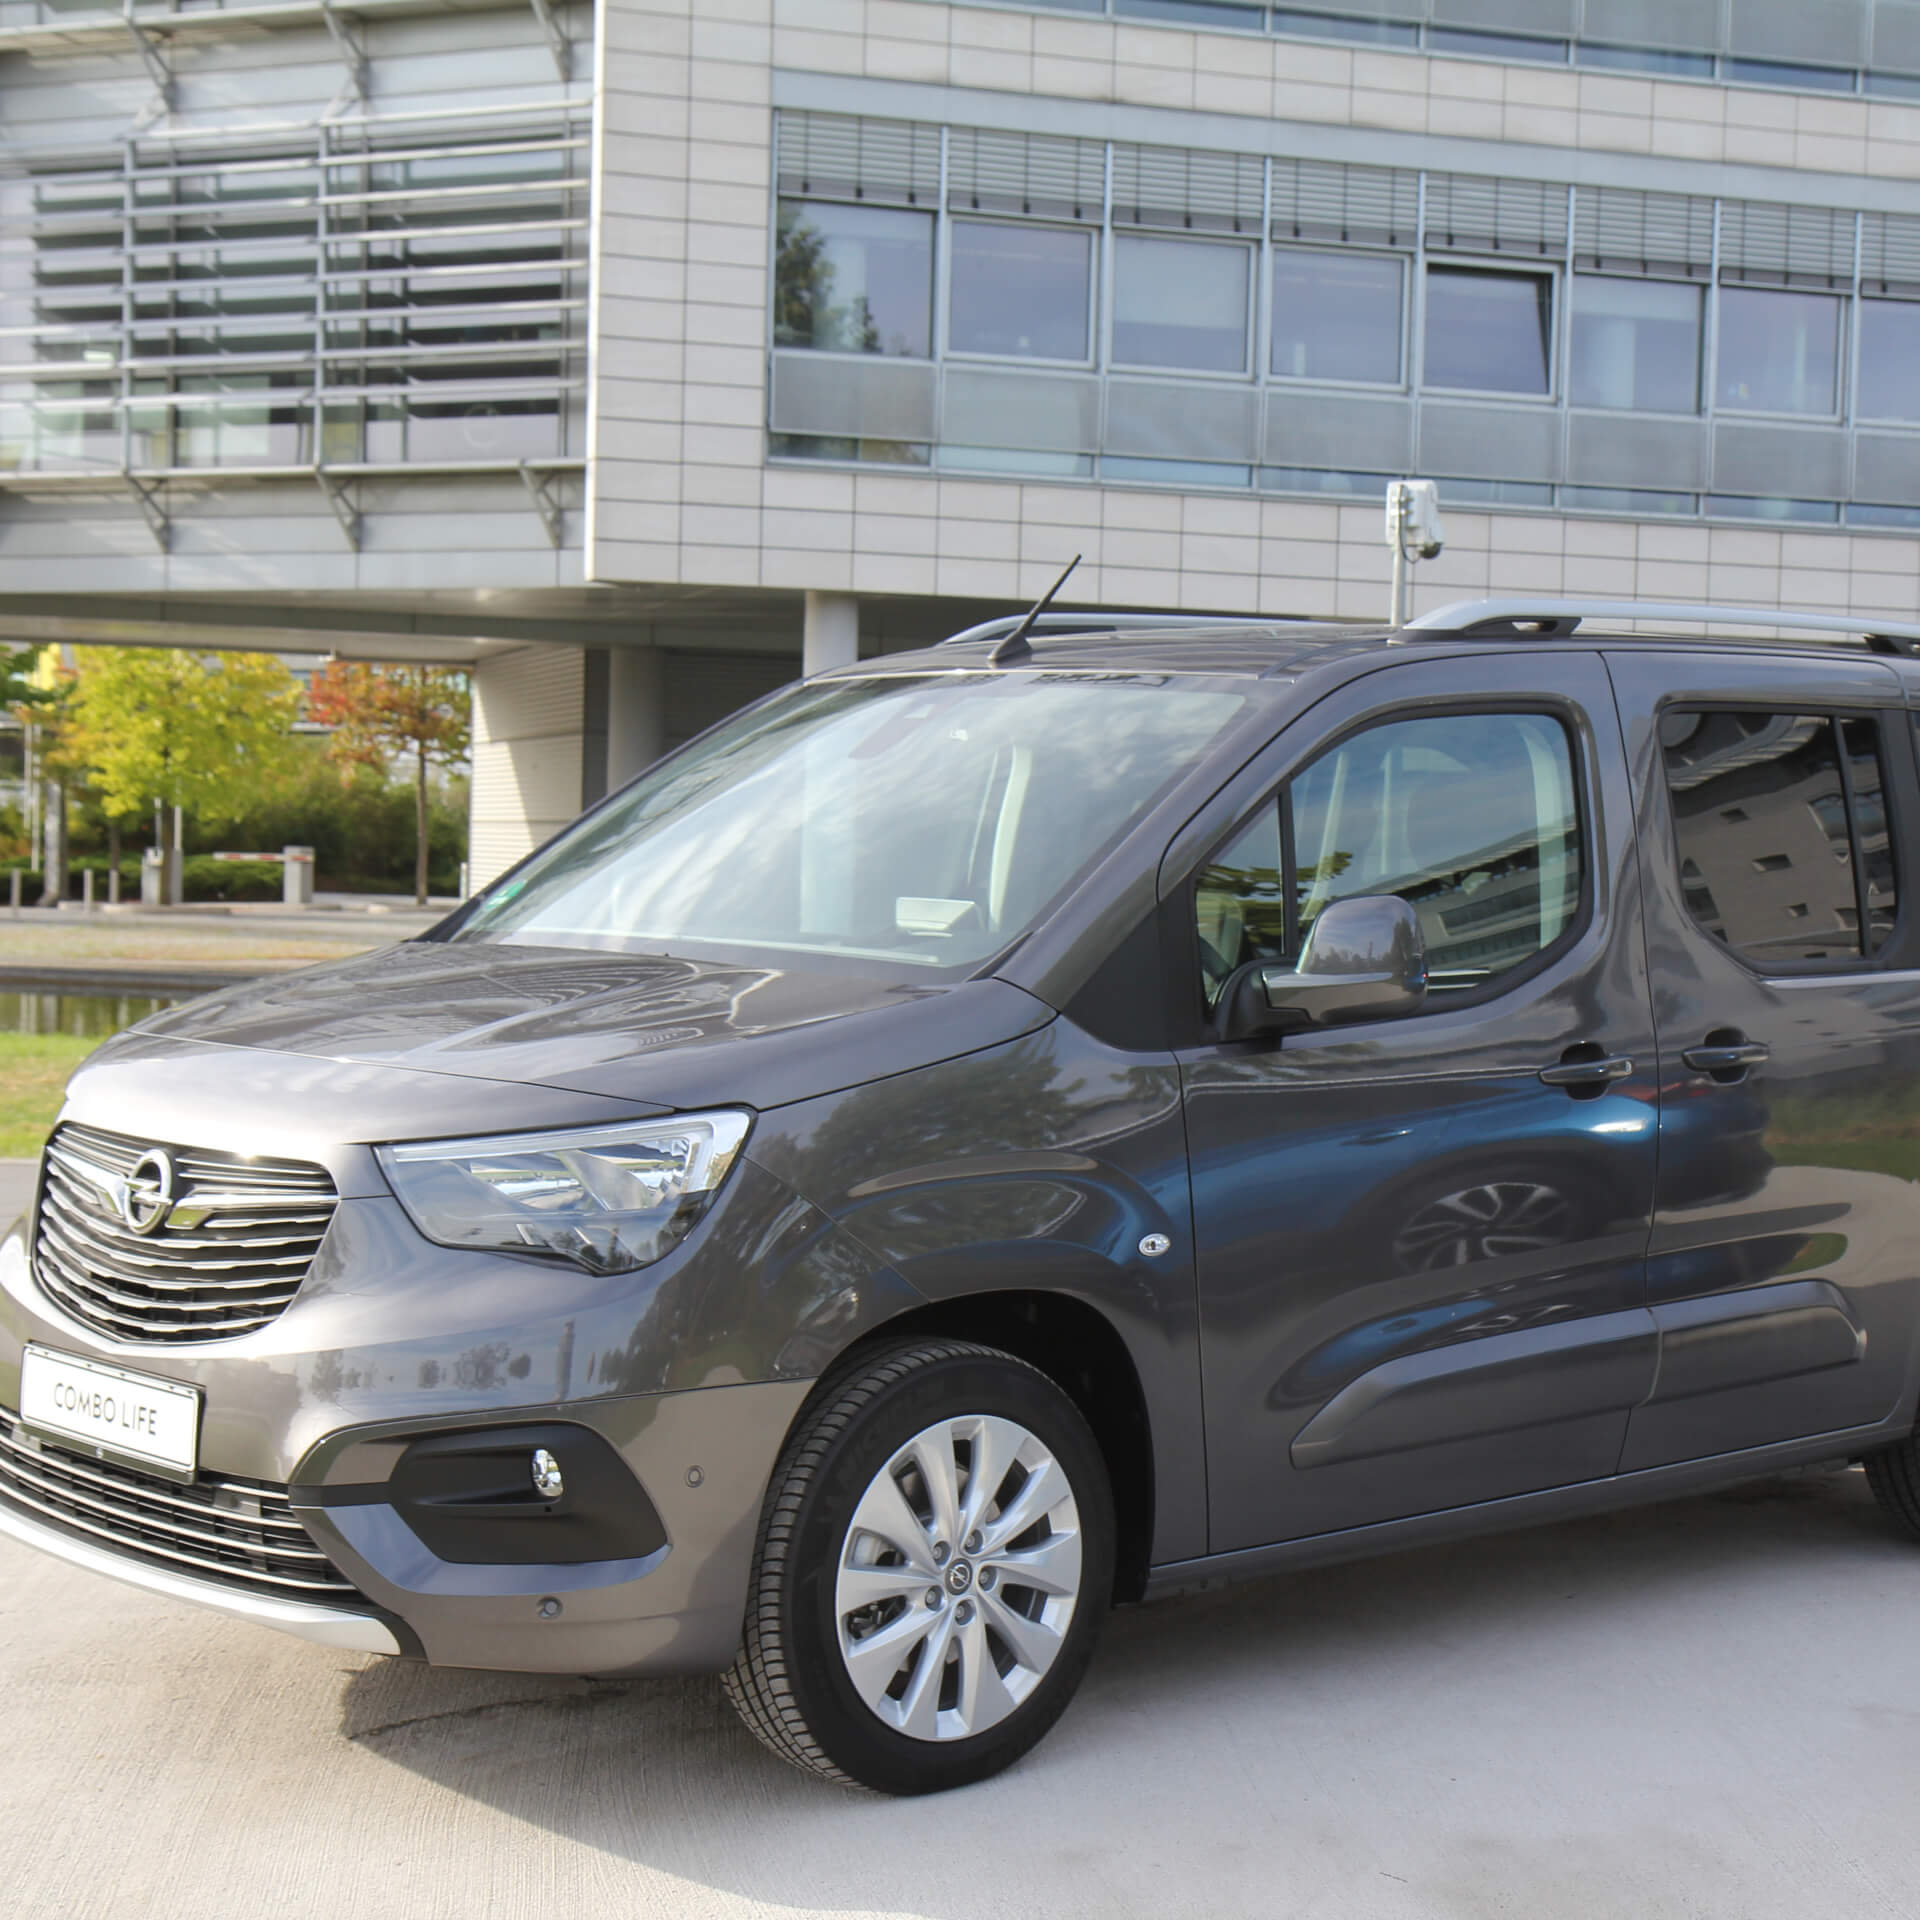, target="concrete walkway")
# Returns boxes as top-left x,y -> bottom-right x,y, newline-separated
1,1463 -> 1917,1918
